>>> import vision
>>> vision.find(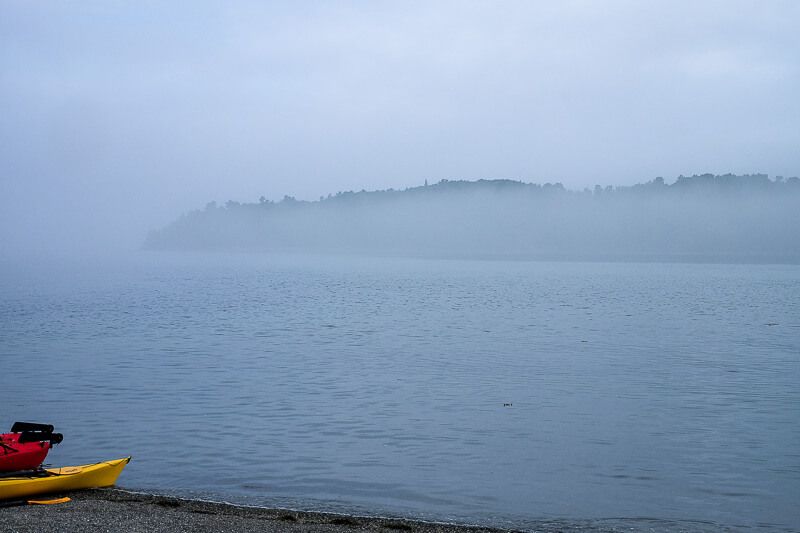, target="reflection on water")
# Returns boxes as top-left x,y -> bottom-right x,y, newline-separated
1,254 -> 798,531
